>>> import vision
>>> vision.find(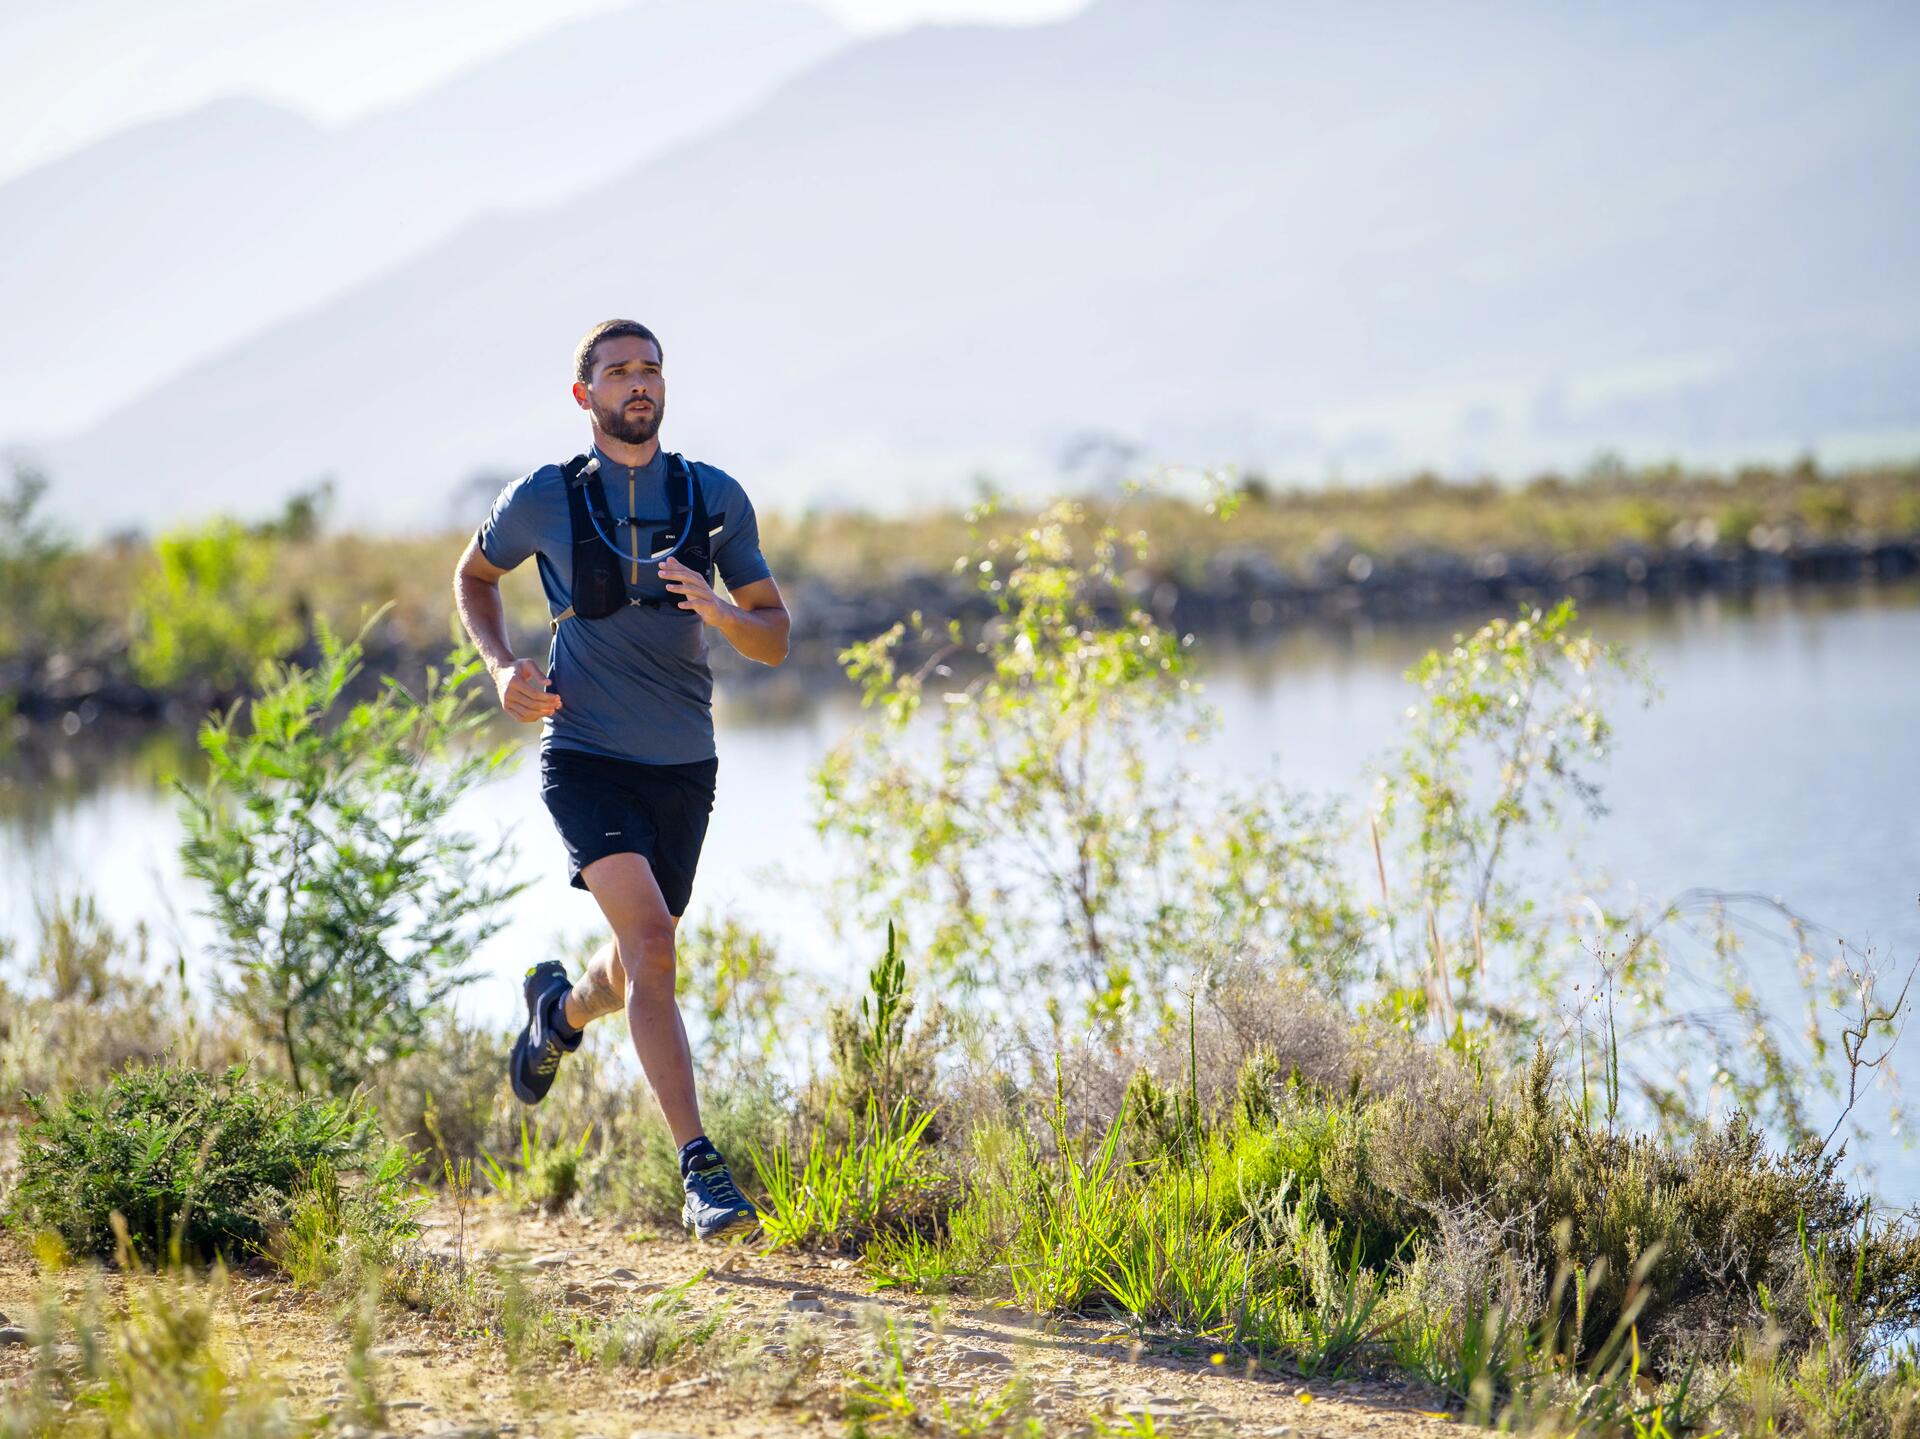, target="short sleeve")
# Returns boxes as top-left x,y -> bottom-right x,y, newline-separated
705,468 -> 772,591
476,473 -> 545,571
